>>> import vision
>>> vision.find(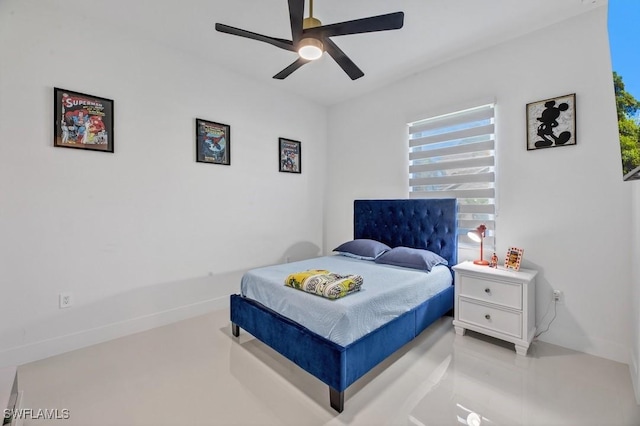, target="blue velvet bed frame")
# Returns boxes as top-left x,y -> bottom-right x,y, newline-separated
230,199 -> 457,412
